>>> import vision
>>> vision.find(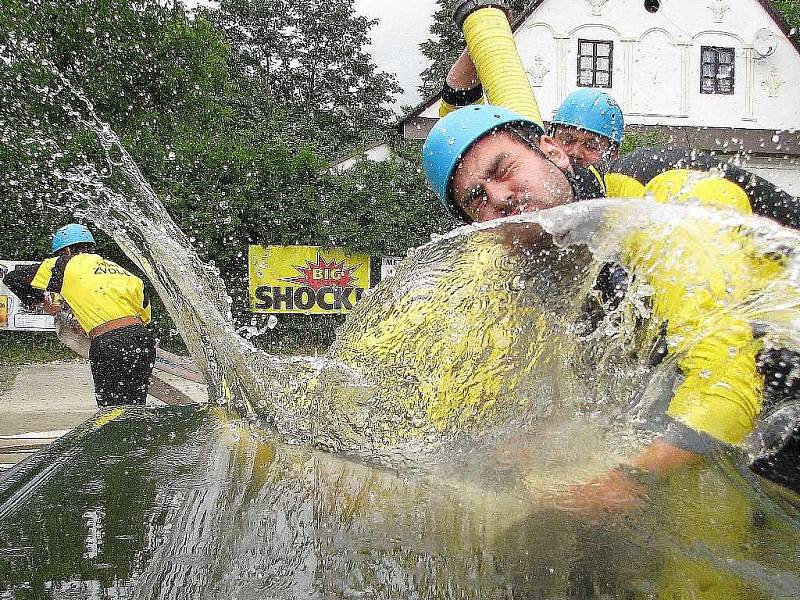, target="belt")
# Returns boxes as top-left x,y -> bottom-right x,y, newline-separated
89,316 -> 143,340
